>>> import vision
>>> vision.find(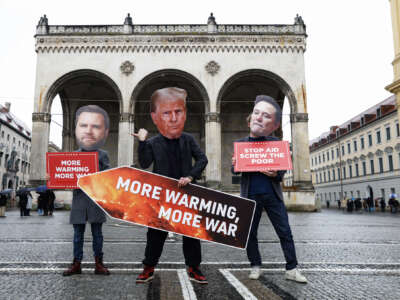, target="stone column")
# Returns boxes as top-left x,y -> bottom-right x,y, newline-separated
62,127 -> 74,152
290,113 -> 313,187
118,112 -> 135,166
29,112 -> 51,185
204,112 -> 221,189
